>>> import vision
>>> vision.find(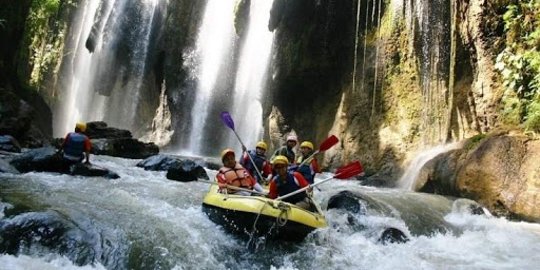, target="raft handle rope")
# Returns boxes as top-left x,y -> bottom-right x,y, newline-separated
276,202 -> 290,227
248,199 -> 291,244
